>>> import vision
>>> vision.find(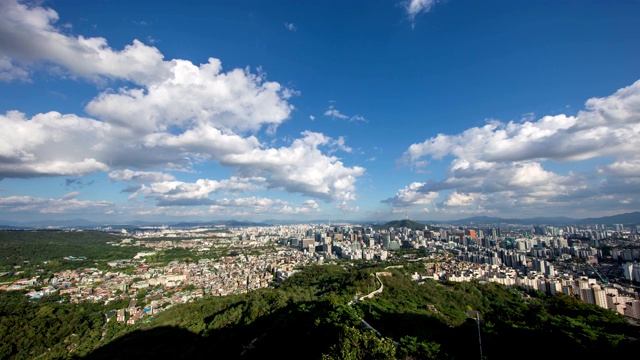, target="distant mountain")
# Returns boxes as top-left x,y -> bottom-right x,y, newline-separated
1,211 -> 639,229
171,220 -> 265,228
439,216 -> 578,226
574,211 -> 640,225
261,219 -> 363,225
258,219 -> 307,225
435,216 -> 509,224
521,216 -> 578,224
